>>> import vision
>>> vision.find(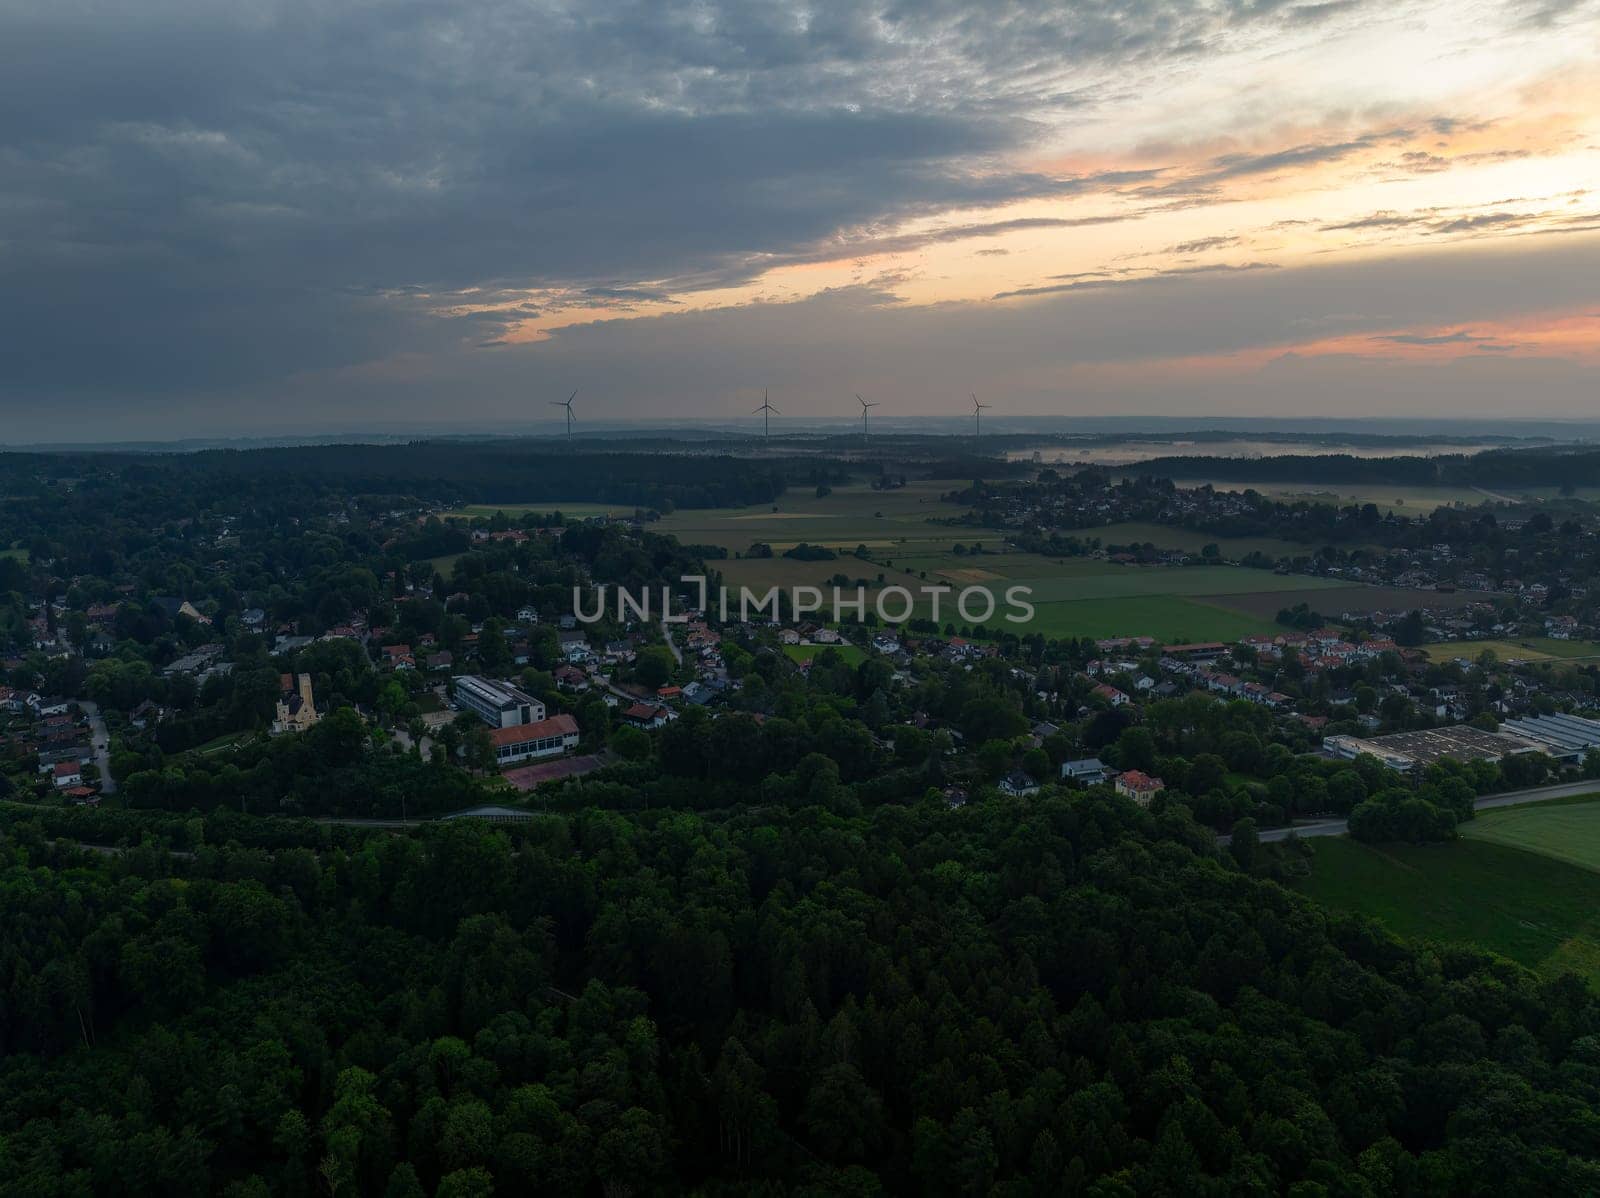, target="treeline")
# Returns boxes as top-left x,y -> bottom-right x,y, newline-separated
0,442 -> 807,514
1125,448 -> 1600,489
